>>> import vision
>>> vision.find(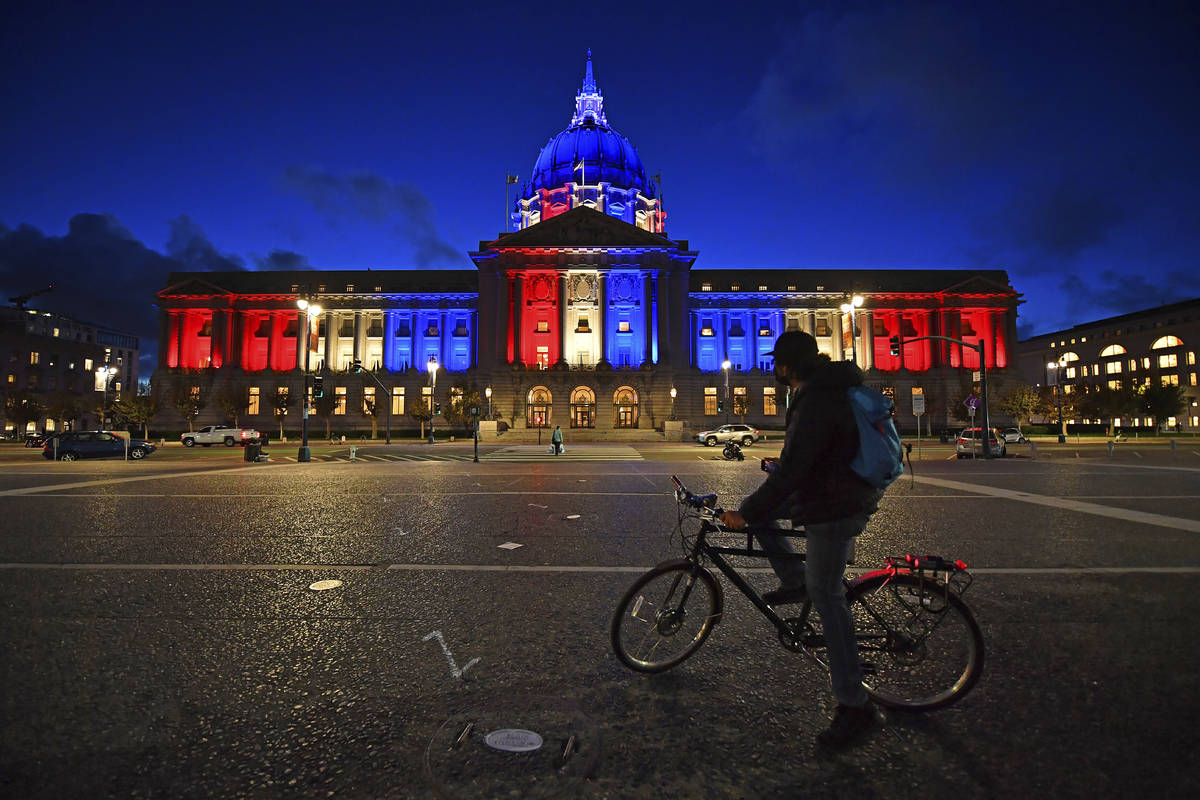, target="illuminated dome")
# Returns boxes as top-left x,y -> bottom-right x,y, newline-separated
513,51 -> 665,234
